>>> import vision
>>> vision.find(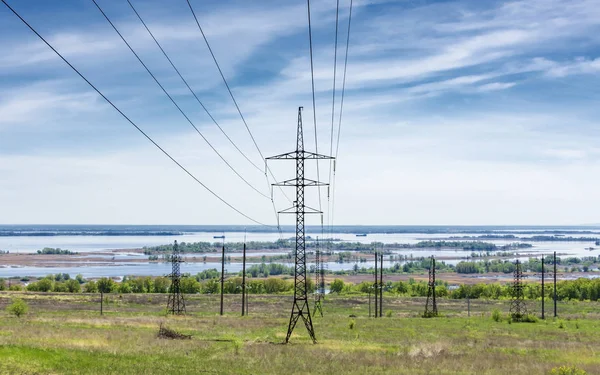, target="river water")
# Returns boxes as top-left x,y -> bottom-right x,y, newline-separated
0,230 -> 599,278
